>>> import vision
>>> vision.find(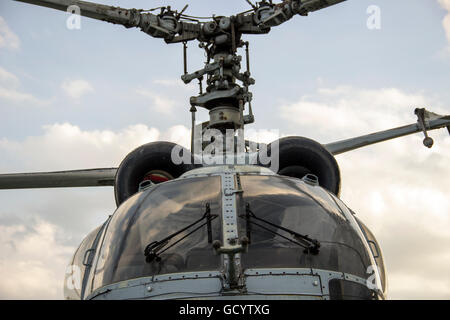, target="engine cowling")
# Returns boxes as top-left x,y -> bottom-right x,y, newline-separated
114,141 -> 196,206
262,136 -> 341,195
